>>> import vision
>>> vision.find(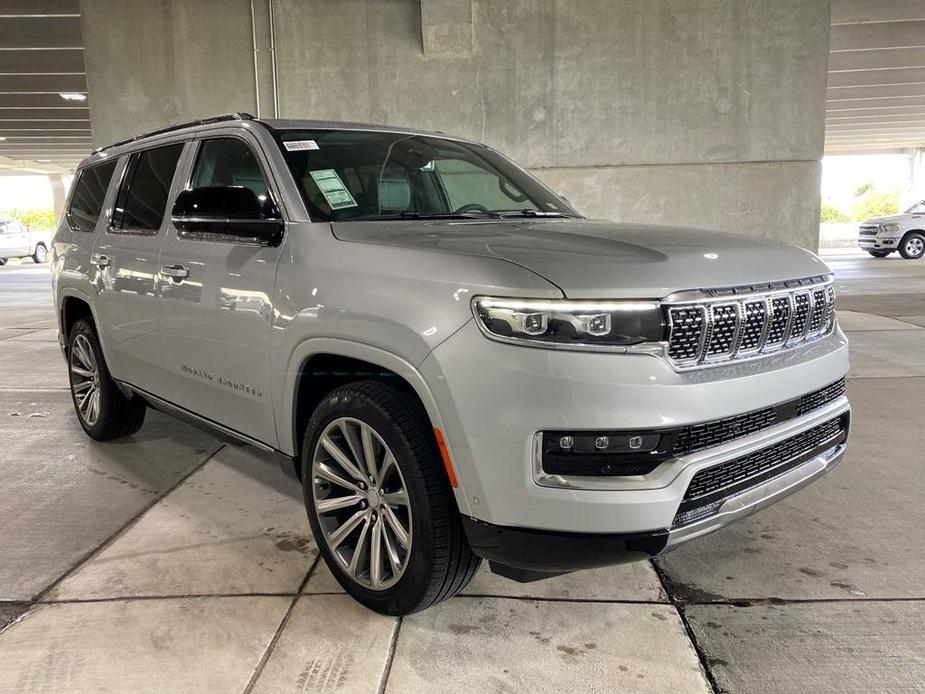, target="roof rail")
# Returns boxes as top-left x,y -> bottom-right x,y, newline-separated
93,112 -> 257,154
